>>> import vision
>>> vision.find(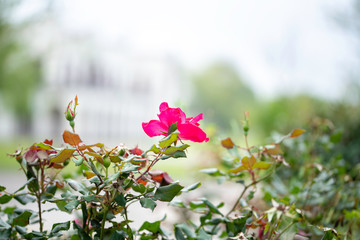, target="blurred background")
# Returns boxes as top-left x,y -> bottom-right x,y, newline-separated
1,0 -> 360,173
